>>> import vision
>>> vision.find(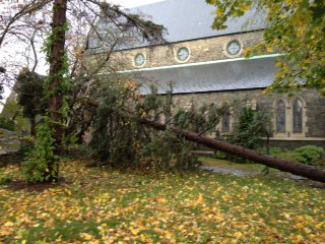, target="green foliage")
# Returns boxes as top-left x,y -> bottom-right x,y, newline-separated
1,99 -> 30,134
231,107 -> 272,150
89,81 -> 144,167
0,173 -> 12,185
22,117 -> 59,183
19,136 -> 35,156
0,117 -> 15,131
206,0 -> 325,95
142,132 -> 201,170
89,81 -> 222,170
275,146 -> 325,167
173,103 -> 222,133
15,69 -> 47,135
16,68 -> 46,118
294,146 -> 324,165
